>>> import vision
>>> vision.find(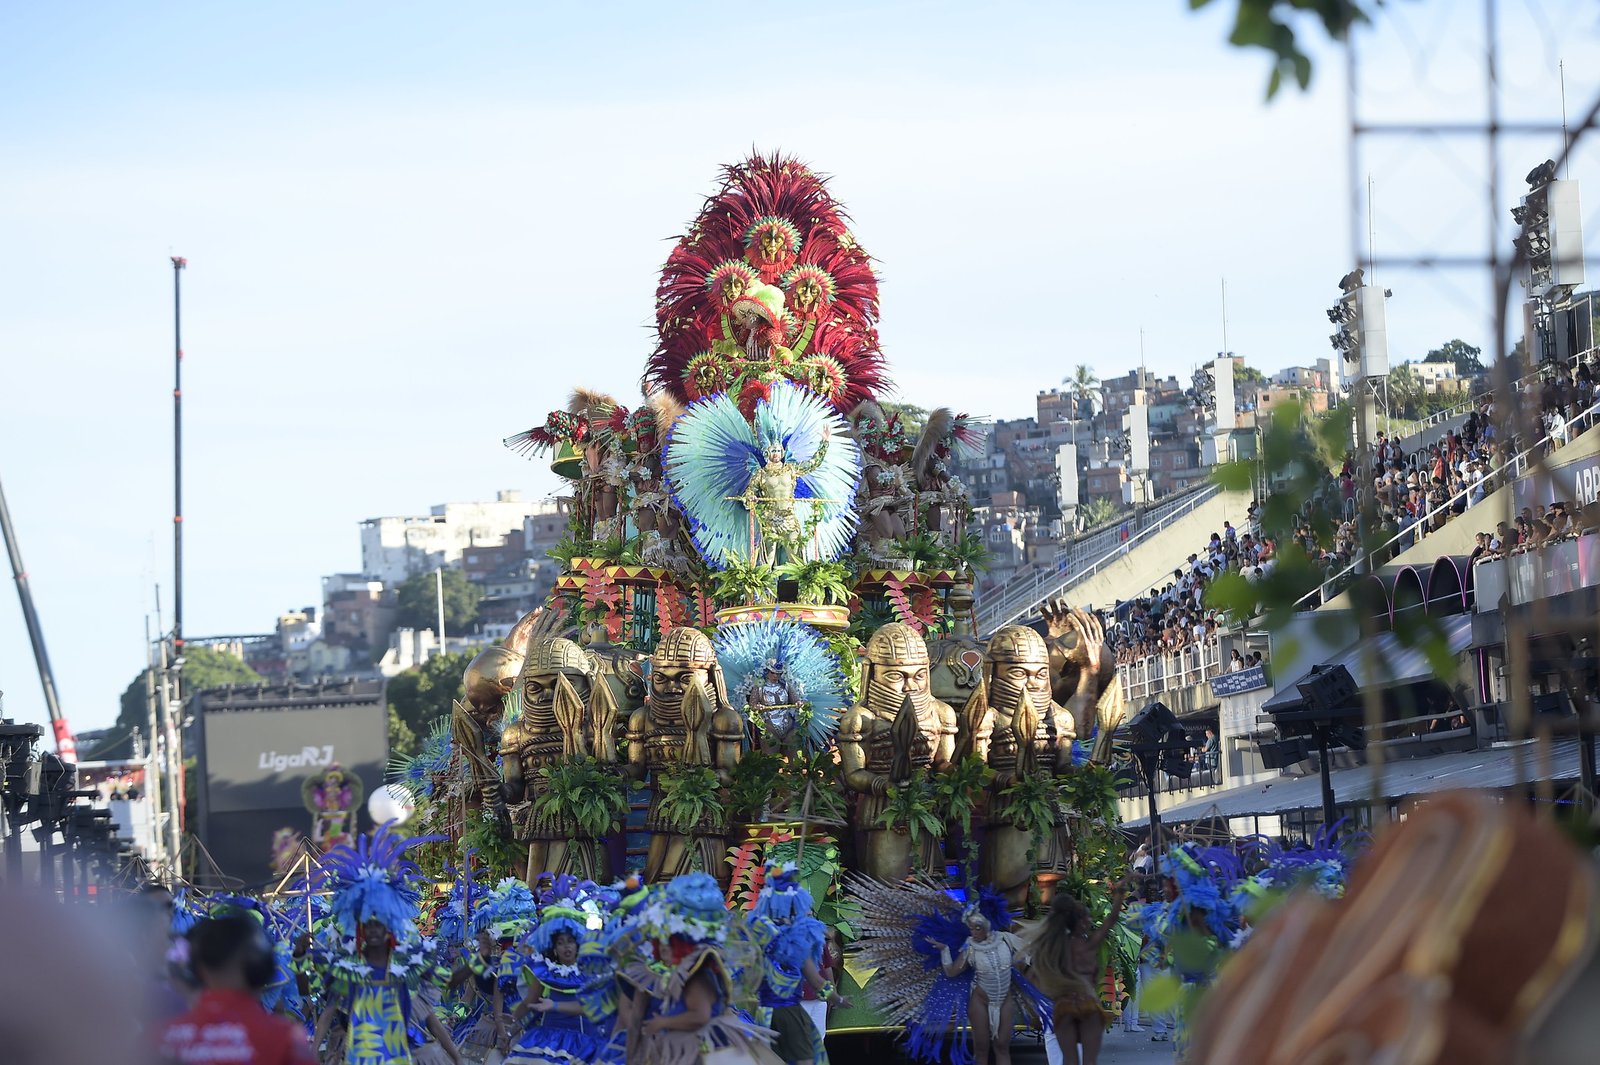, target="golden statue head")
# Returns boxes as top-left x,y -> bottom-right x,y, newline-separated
516,637 -> 591,723
792,275 -> 822,313
861,622 -> 933,718
984,625 -> 1052,713
649,626 -> 724,720
464,645 -> 524,714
